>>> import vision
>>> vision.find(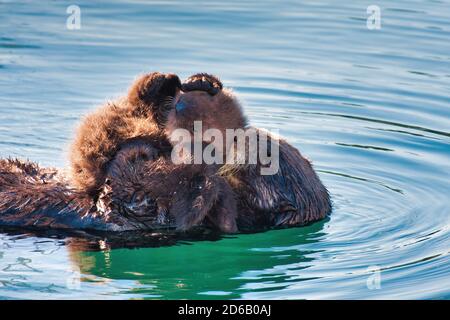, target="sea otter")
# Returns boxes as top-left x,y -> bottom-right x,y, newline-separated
165,73 -> 332,230
1,71 -> 239,234
0,71 -> 330,235
0,141 -> 238,233
99,139 -> 238,232
66,71 -> 238,232
69,72 -> 181,196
